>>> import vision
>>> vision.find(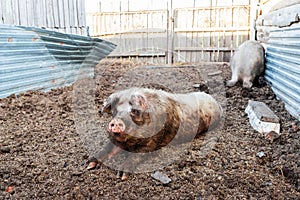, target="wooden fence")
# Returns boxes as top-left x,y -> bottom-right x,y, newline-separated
87,10 -> 169,64
173,5 -> 250,63
0,0 -> 86,35
87,5 -> 252,64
